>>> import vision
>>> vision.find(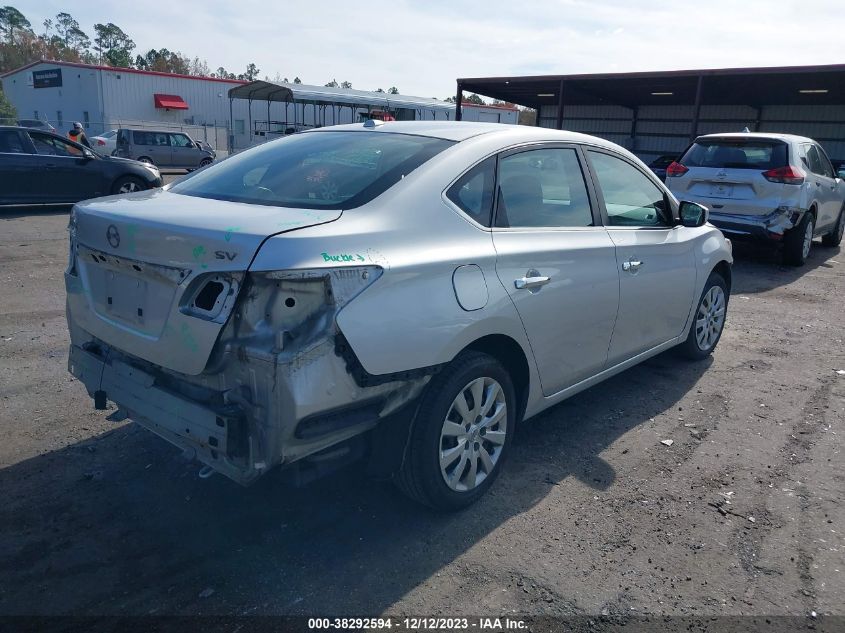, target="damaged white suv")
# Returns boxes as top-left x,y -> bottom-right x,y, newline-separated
66,121 -> 732,509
